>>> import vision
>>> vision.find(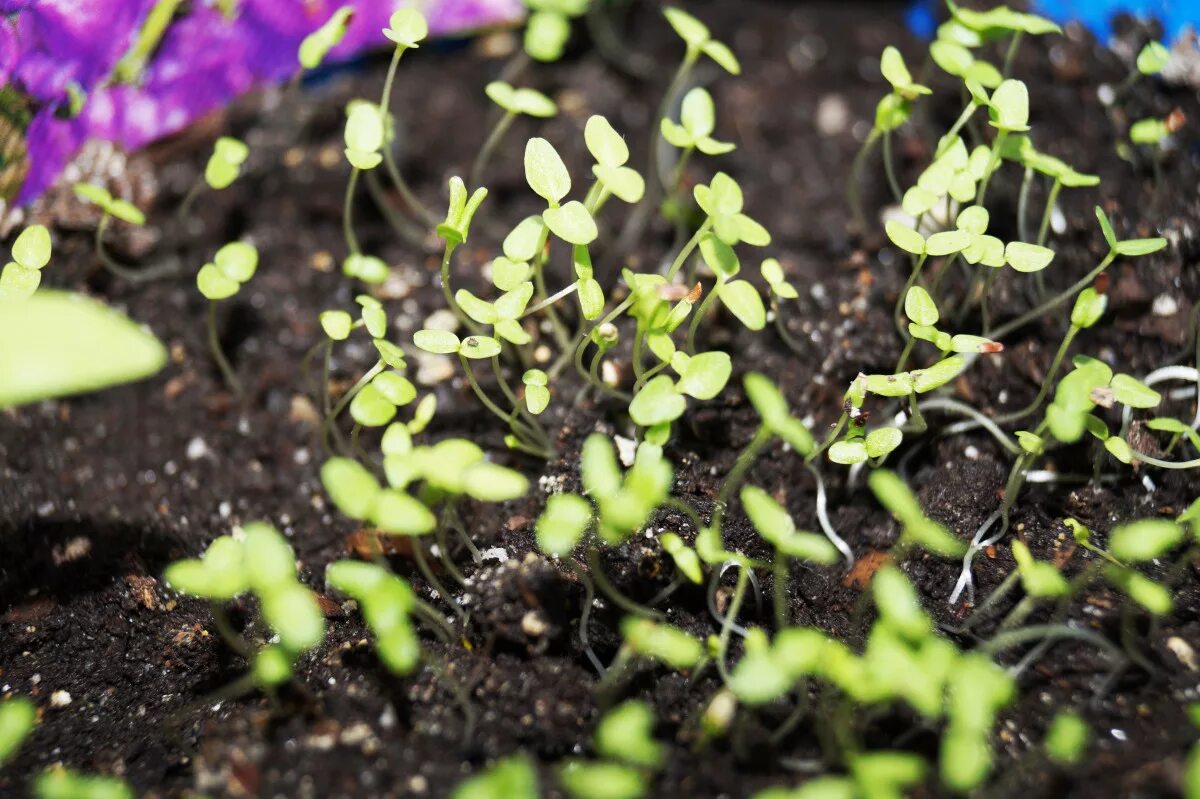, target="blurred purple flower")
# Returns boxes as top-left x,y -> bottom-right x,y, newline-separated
7,0 -> 524,204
